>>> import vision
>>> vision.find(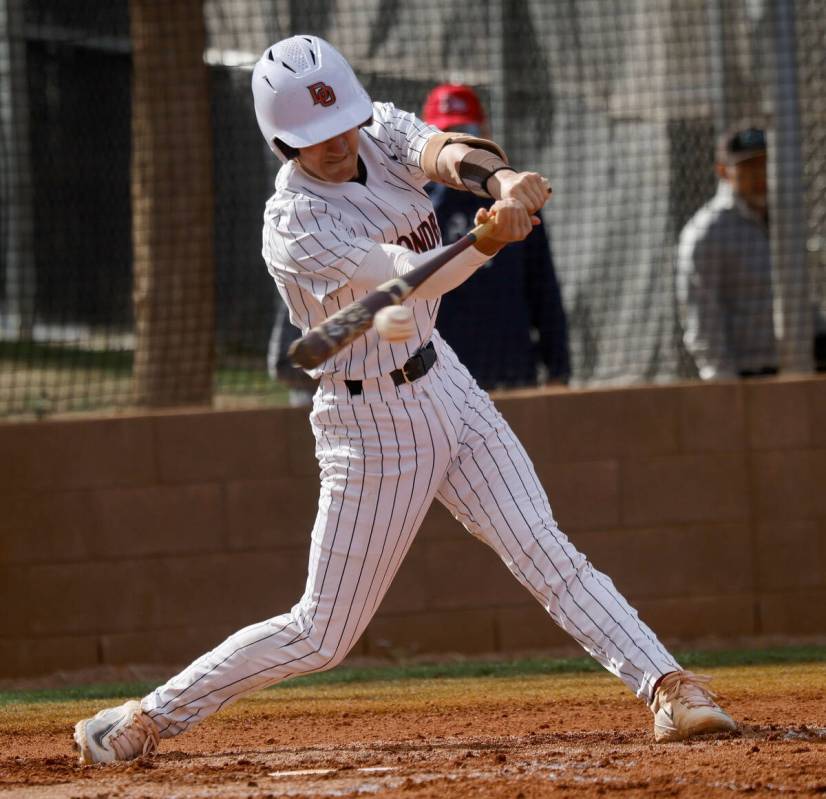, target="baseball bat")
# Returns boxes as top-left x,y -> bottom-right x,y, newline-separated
288,217 -> 497,369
